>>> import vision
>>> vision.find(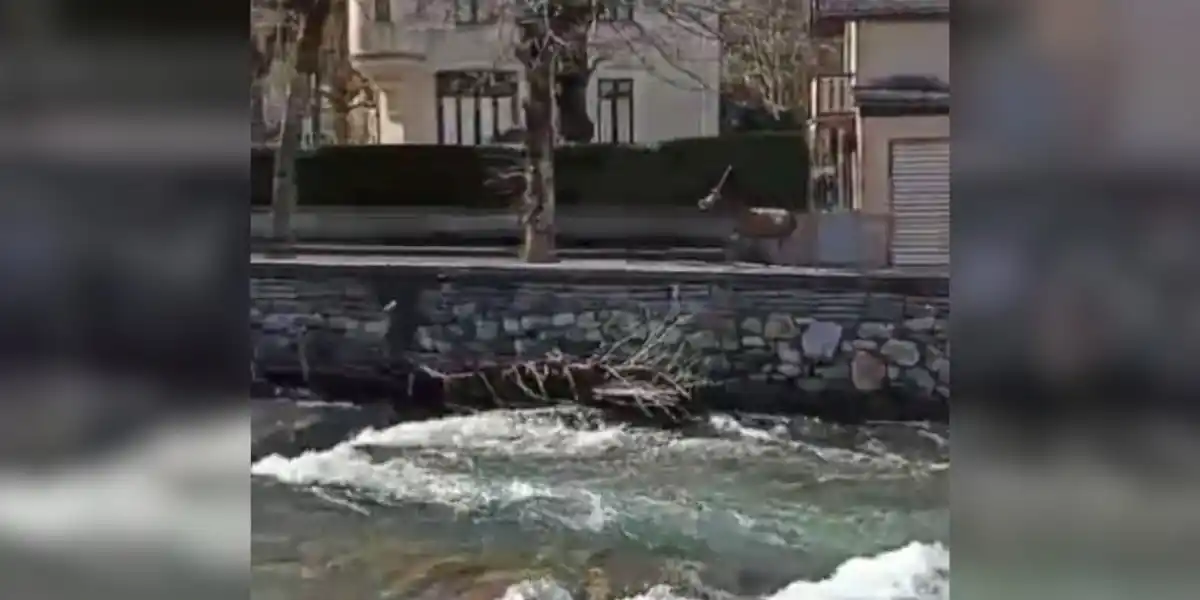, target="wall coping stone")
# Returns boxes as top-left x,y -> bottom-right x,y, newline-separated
251,255 -> 949,297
